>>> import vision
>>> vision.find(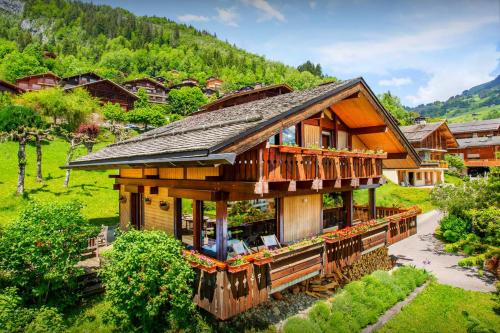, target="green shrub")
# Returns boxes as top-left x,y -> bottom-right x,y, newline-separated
283,317 -> 321,333
440,214 -> 471,242
468,207 -> 500,245
0,201 -> 99,307
24,306 -> 65,333
99,229 -> 196,331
